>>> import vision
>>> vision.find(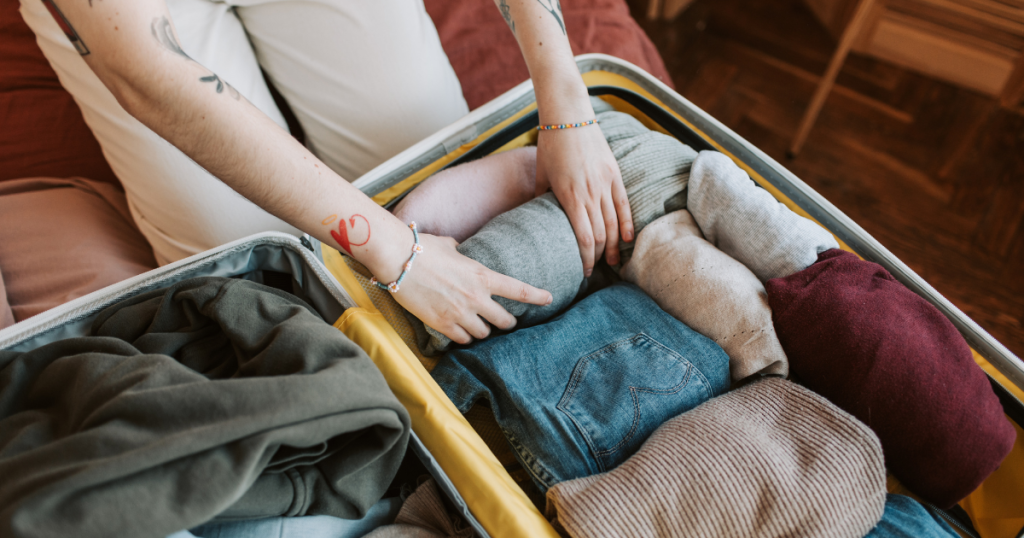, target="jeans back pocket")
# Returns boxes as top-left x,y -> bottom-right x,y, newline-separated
557,333 -> 713,473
